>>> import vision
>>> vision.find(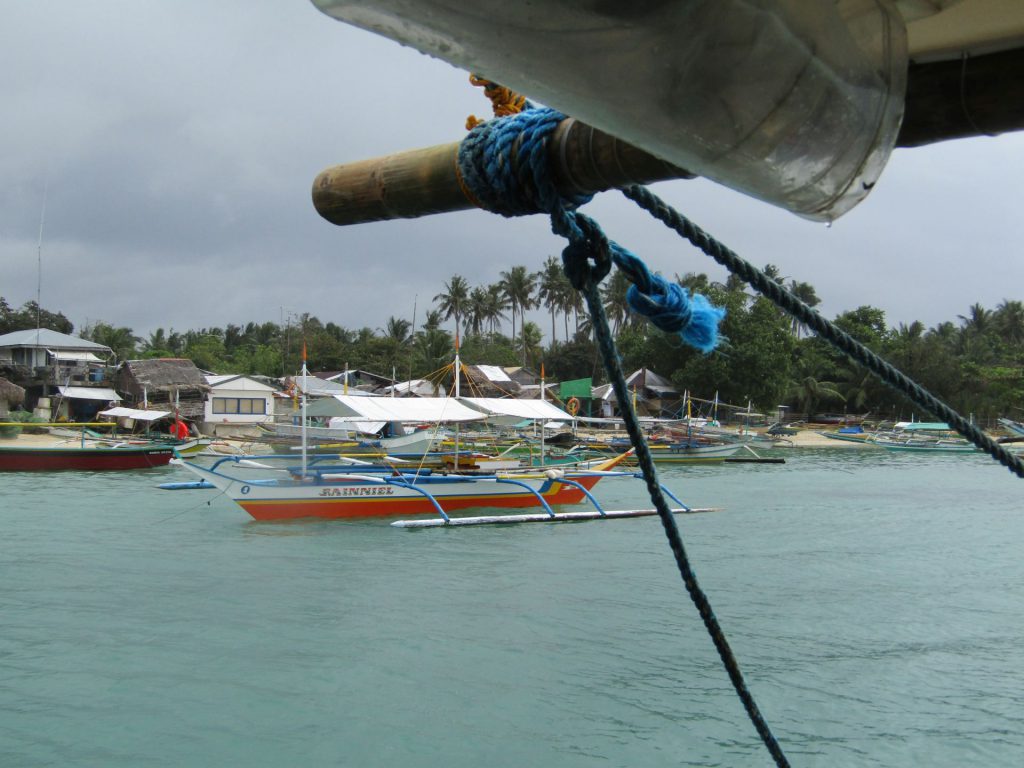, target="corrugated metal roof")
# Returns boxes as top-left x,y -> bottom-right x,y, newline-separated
0,329 -> 111,351
58,386 -> 121,401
